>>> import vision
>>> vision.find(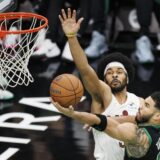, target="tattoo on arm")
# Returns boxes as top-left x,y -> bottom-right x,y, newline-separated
126,127 -> 150,158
